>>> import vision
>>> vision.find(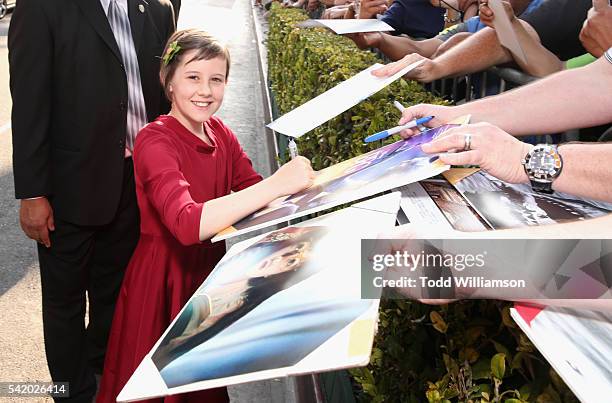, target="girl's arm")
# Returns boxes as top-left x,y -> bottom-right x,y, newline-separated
199,157 -> 314,240
135,130 -> 314,245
